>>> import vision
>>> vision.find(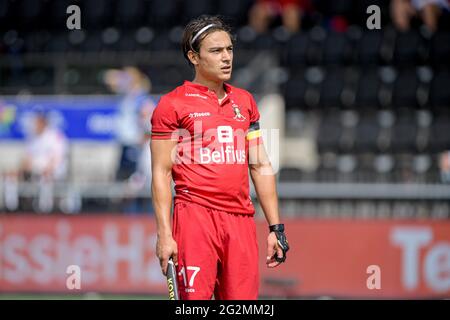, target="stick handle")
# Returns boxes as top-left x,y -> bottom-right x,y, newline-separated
167,258 -> 180,300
